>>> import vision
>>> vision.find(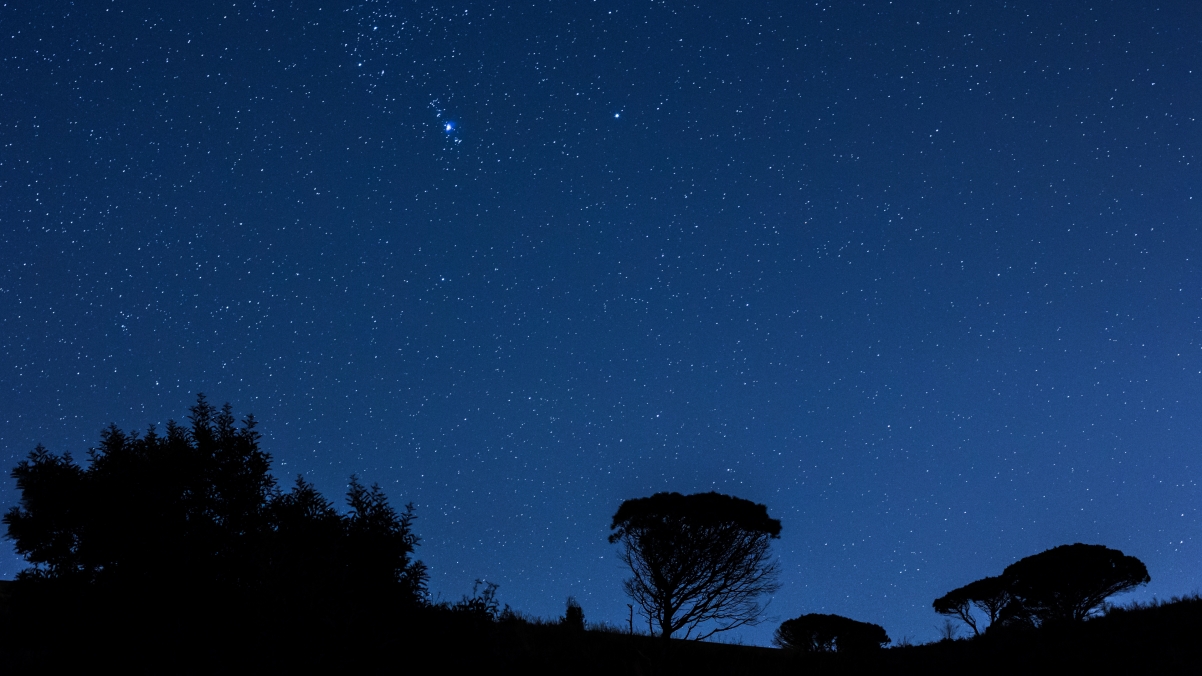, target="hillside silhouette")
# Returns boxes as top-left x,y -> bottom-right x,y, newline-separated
1,398 -> 1199,673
